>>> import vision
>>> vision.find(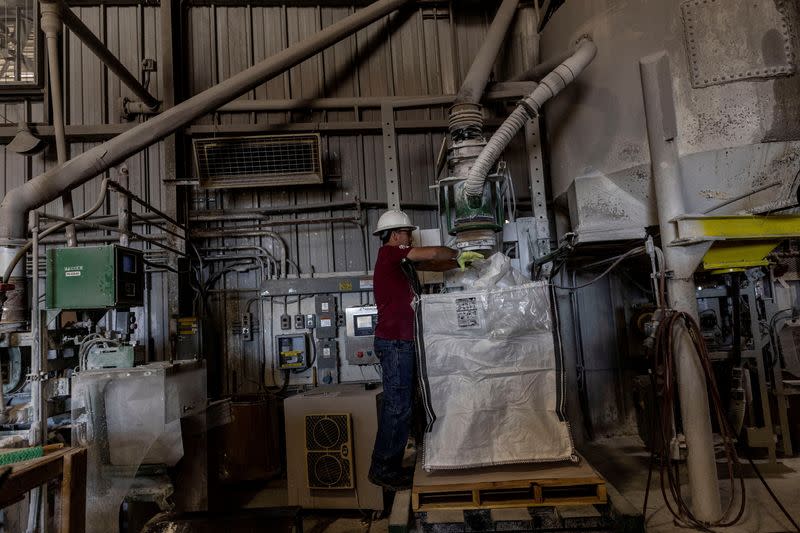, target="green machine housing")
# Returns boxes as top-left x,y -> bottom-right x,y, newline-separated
46,245 -> 145,309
